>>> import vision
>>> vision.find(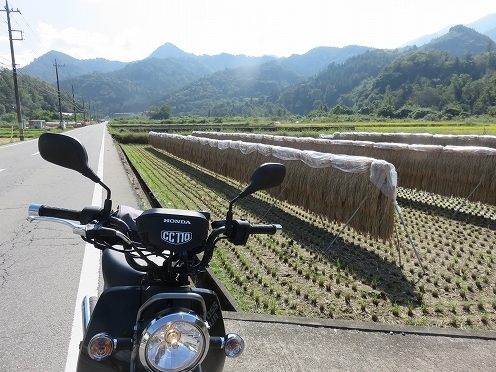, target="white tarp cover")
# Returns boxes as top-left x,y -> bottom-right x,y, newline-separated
192,131 -> 496,156
150,132 -> 398,200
